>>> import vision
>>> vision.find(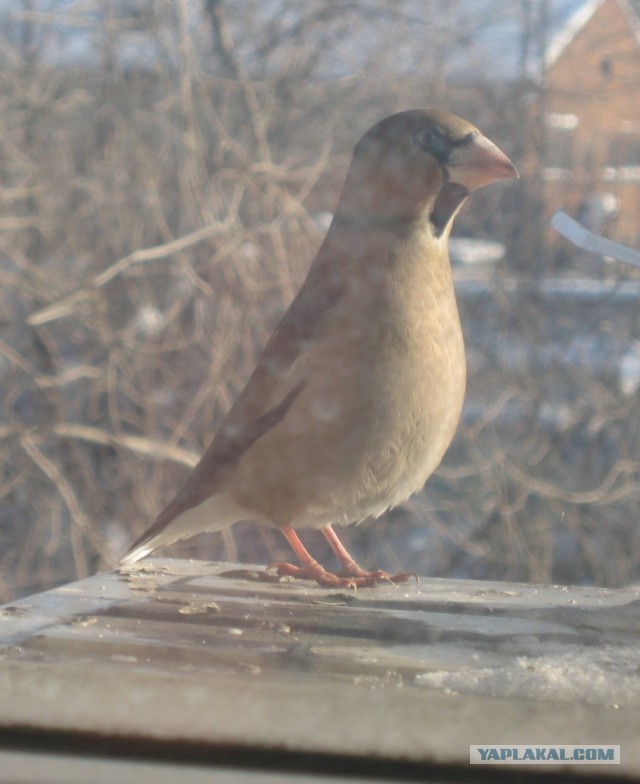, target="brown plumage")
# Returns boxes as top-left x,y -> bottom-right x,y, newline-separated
119,109 -> 517,587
